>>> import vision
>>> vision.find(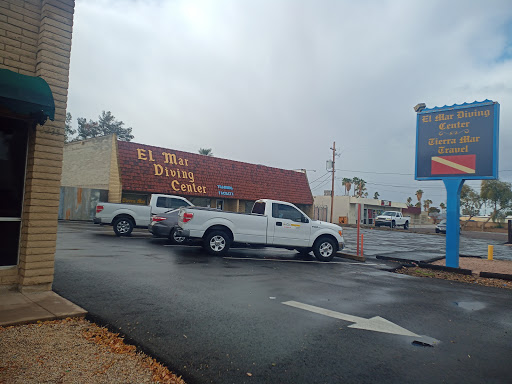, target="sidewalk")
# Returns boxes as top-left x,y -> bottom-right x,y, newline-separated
0,290 -> 87,327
